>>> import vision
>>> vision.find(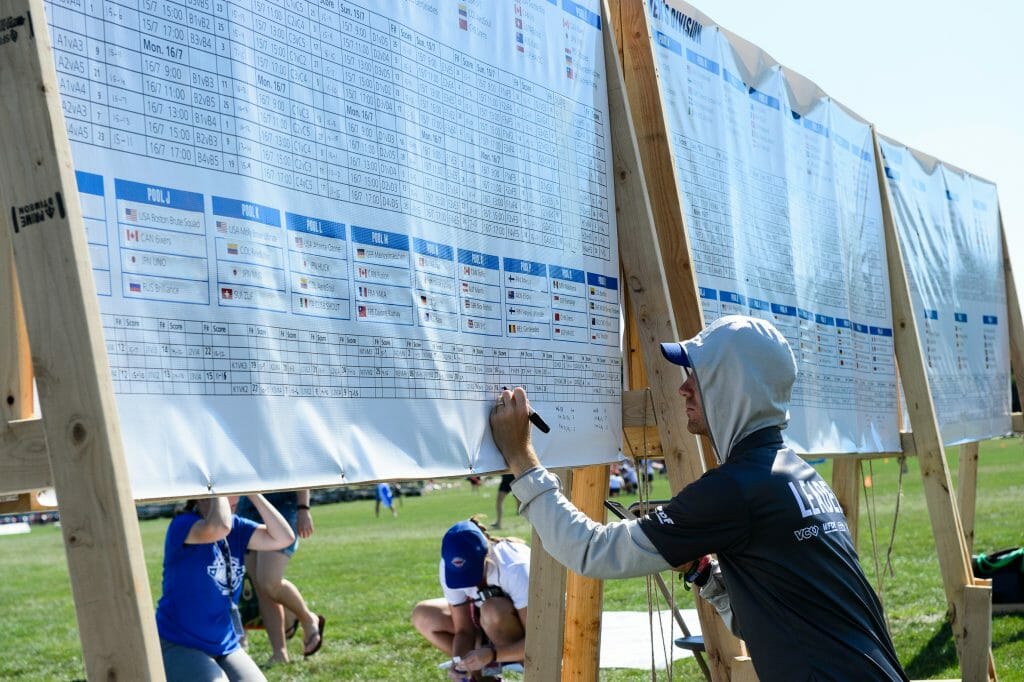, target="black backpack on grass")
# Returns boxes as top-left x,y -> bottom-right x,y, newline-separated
971,547 -> 1024,604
